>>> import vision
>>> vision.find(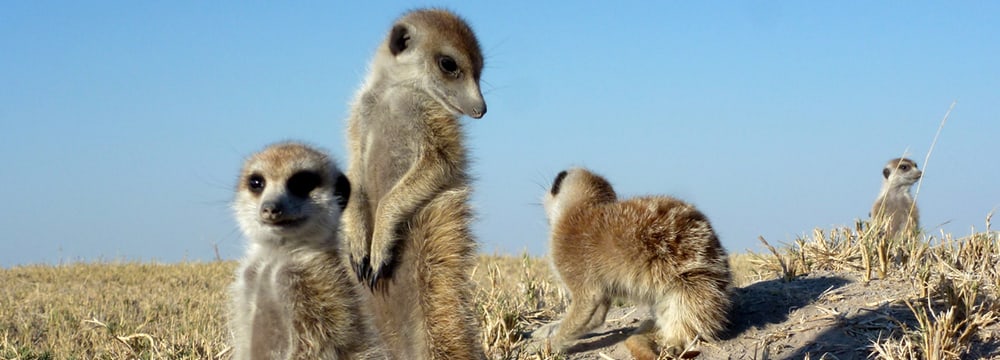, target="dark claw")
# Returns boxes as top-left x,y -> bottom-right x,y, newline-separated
360,256 -> 372,287
369,267 -> 381,290
369,257 -> 397,293
349,255 -> 362,283
350,255 -> 374,288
